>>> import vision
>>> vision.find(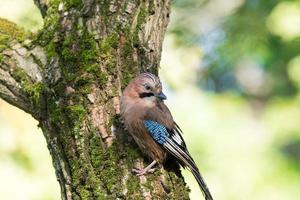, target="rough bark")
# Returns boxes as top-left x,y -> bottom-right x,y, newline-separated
0,0 -> 190,199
